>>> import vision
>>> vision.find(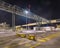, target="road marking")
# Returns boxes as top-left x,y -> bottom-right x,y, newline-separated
37,32 -> 60,42
25,43 -> 31,47
30,32 -> 60,48
30,43 -> 41,48
18,40 -> 31,45
4,46 -> 9,48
